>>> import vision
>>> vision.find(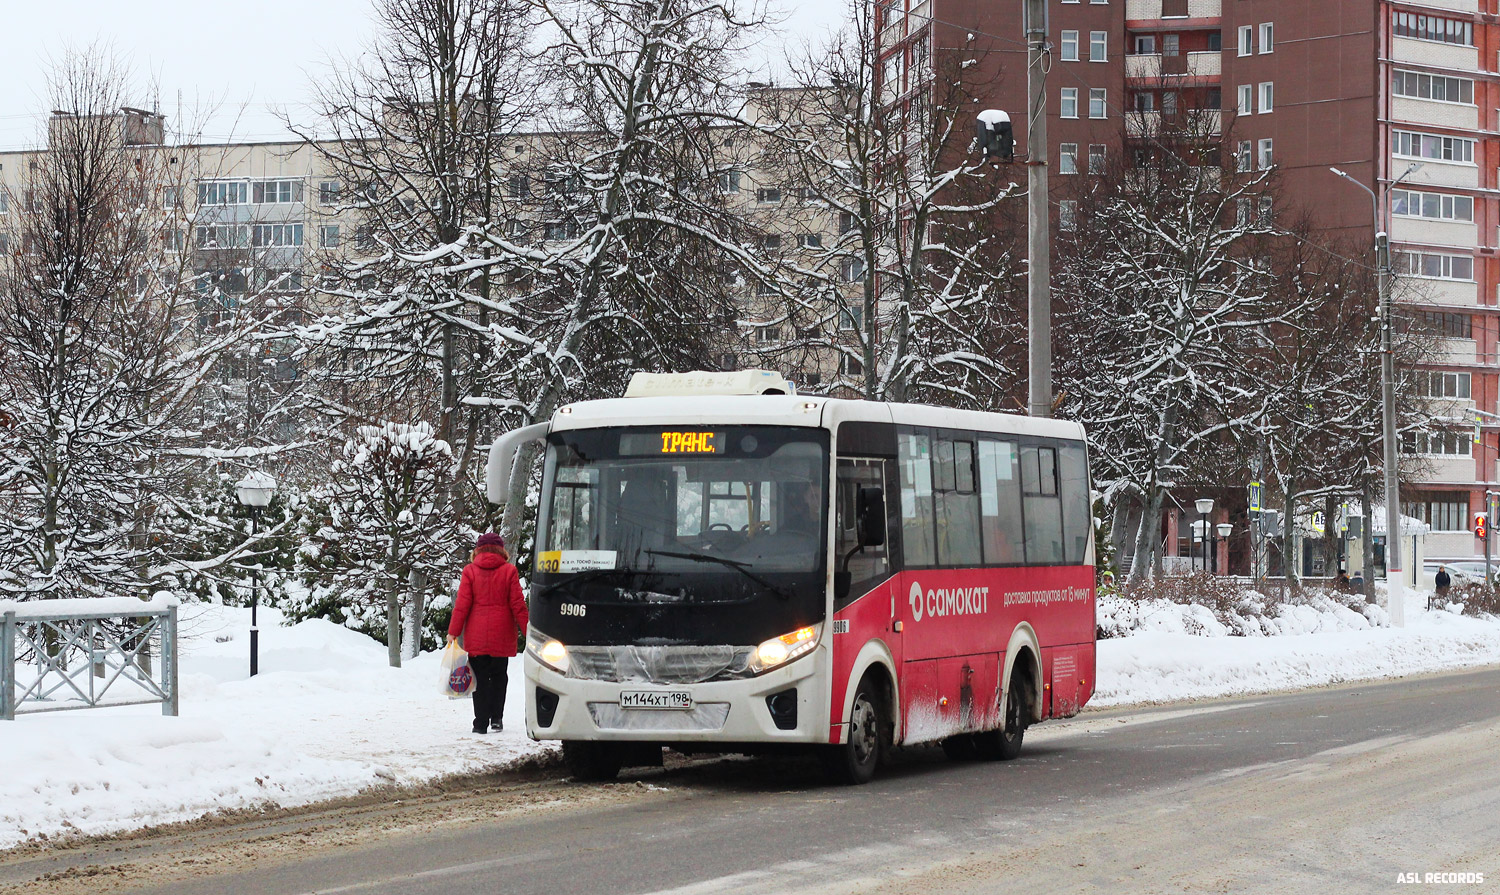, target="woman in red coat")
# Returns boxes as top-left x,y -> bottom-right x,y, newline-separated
447,533 -> 529,734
